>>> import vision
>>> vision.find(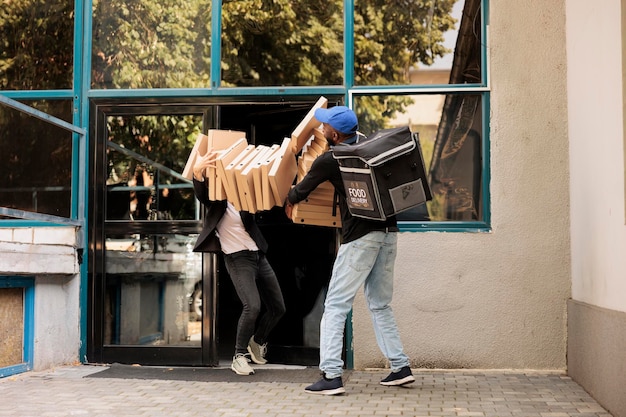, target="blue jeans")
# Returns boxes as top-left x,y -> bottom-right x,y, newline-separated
320,231 -> 410,378
223,250 -> 286,355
